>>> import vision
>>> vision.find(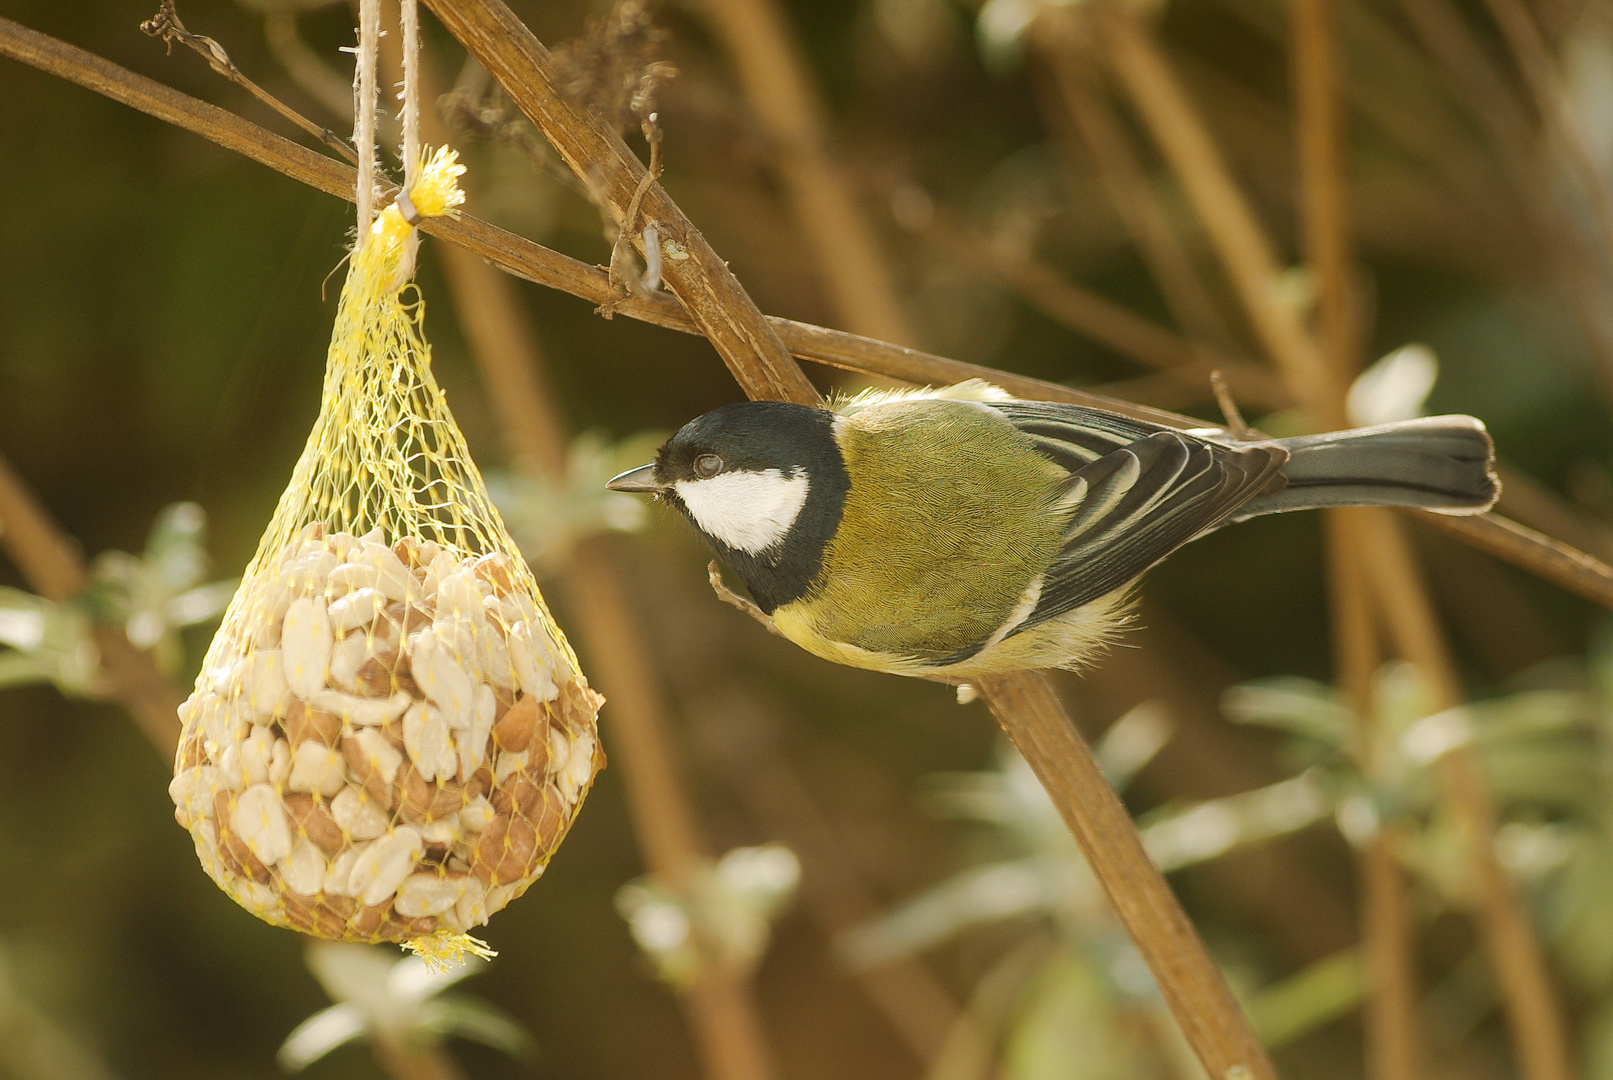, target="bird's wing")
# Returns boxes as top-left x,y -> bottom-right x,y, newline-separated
984,400 -> 1172,471
1003,424 -> 1289,636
